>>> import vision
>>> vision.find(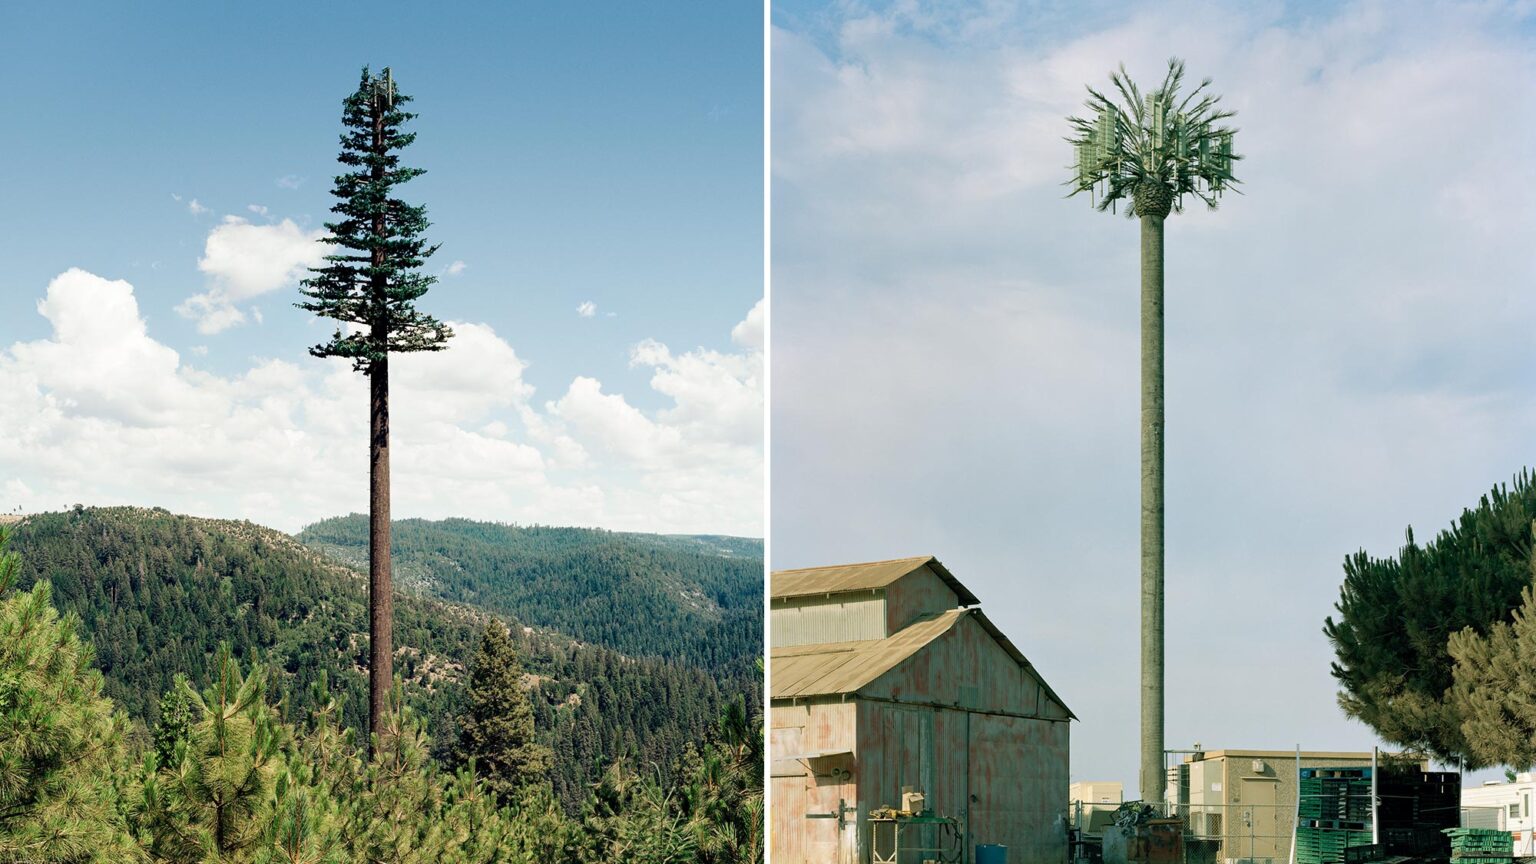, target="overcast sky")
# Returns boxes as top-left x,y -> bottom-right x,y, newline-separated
771,0 -> 1536,790
0,2 -> 763,537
